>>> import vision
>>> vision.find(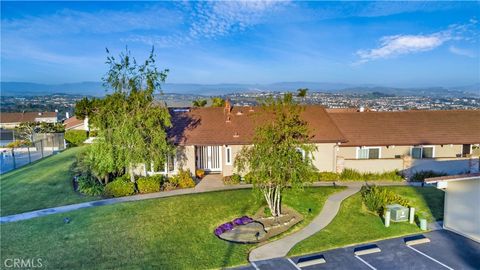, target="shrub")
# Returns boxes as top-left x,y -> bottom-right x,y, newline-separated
411,170 -> 447,182
169,169 -> 195,188
6,140 -> 30,148
361,185 -> 410,215
223,174 -> 241,185
64,130 -> 88,147
340,169 -> 403,181
214,216 -> 254,236
104,176 -> 136,197
137,175 -> 164,193
315,171 -> 340,181
195,169 -> 205,179
162,182 -> 177,191
243,172 -> 254,184
77,175 -> 104,196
